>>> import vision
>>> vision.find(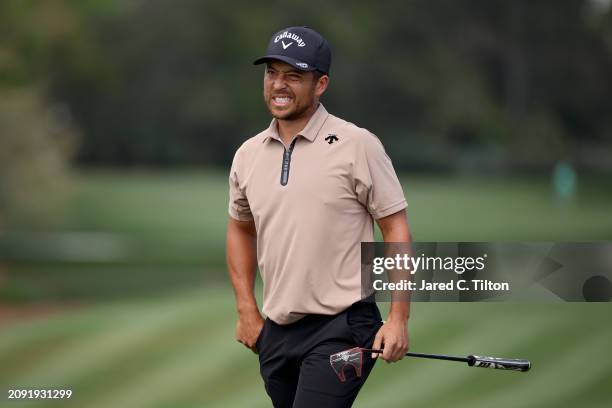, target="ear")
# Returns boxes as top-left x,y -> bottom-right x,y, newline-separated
314,75 -> 329,98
